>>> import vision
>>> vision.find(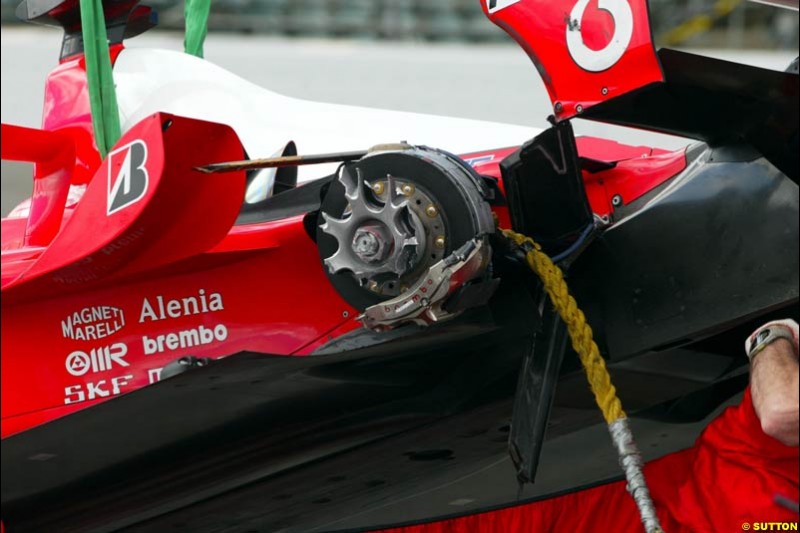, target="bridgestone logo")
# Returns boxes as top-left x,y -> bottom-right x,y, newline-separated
108,139 -> 149,215
143,324 -> 228,355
